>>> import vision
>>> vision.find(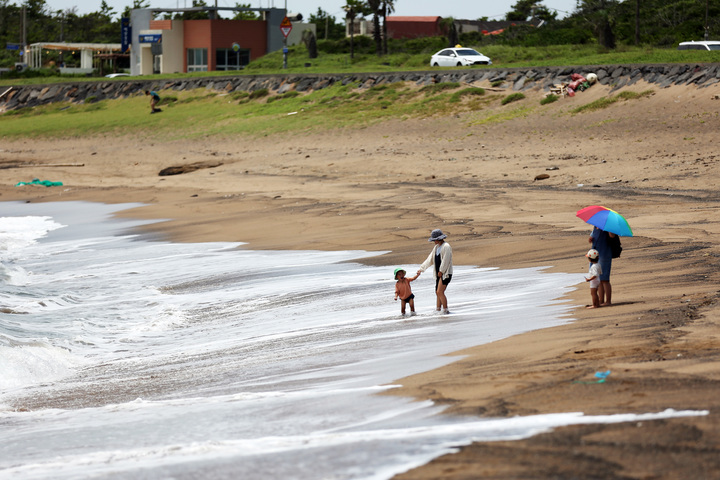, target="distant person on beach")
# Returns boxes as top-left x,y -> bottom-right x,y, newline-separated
394,268 -> 419,316
589,226 -> 615,306
584,248 -> 602,308
418,229 -> 453,314
145,90 -> 161,113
